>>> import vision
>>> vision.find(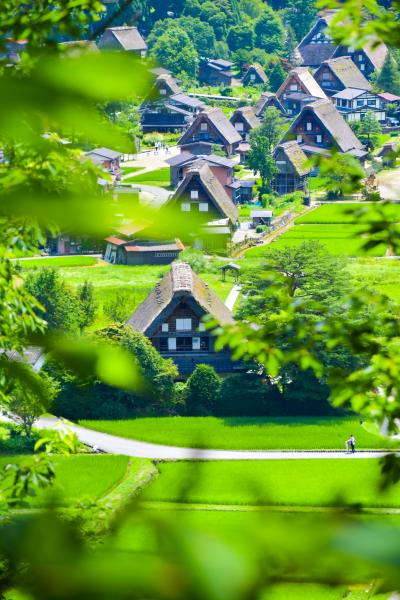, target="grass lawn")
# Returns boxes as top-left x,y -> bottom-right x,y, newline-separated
348,258 -> 400,303
121,166 -> 142,175
18,256 -> 98,269
79,416 -> 395,450
296,203 -> 400,225
124,167 -> 171,187
245,224 -> 387,258
141,459 -> 400,508
0,455 -> 129,506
